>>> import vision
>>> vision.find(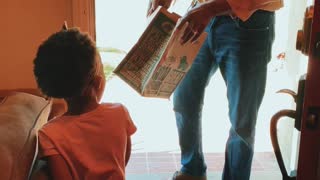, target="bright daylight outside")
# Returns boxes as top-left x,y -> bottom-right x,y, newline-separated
95,0 -> 306,179
96,0 -> 196,154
